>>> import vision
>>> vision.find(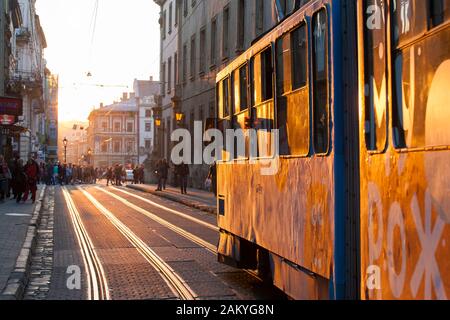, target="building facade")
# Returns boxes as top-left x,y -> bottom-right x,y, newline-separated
1,0 -> 58,163
155,0 -> 297,188
133,77 -> 160,164
87,94 -> 139,168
